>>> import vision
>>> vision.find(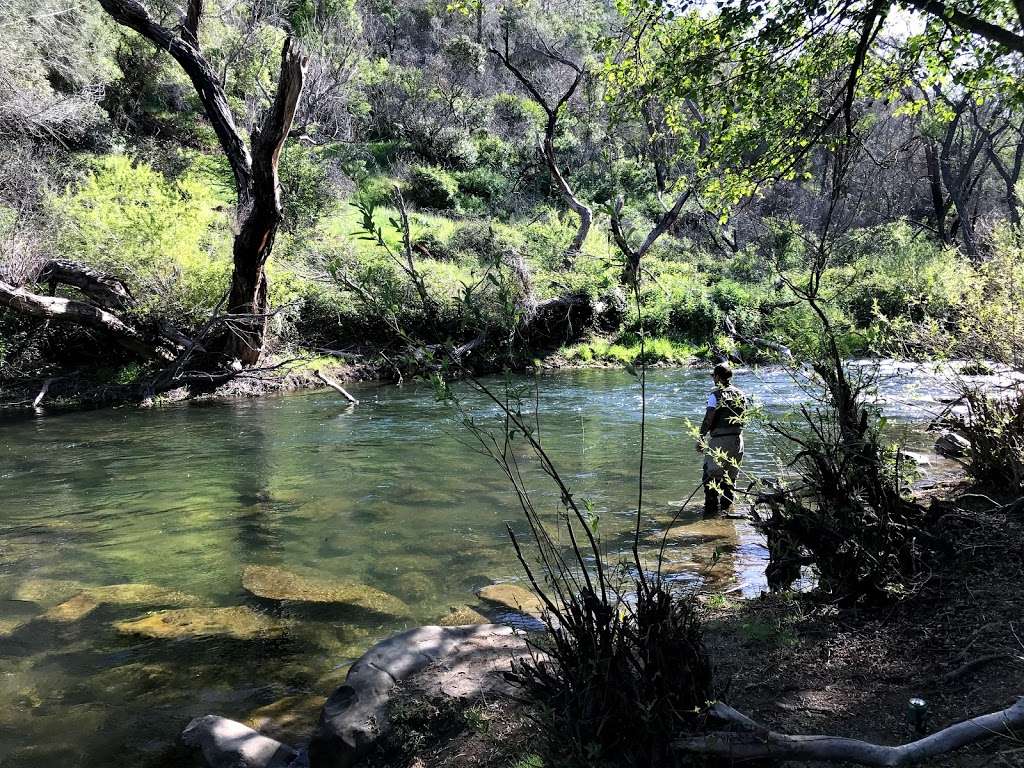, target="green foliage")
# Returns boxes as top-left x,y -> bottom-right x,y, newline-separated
279,143 -> 339,233
405,165 -> 459,210
562,335 -> 698,365
454,167 -> 510,203
490,93 -> 545,137
448,220 -> 519,264
53,153 -> 230,322
947,387 -> 1024,492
